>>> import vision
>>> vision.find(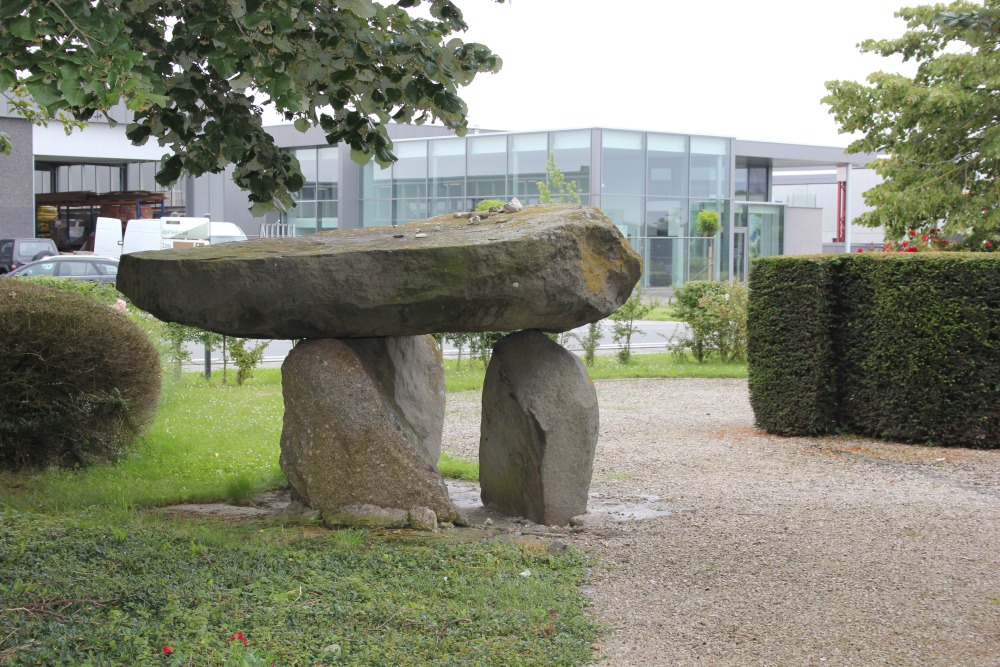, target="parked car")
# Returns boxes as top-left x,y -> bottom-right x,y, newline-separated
0,237 -> 59,273
7,255 -> 120,284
